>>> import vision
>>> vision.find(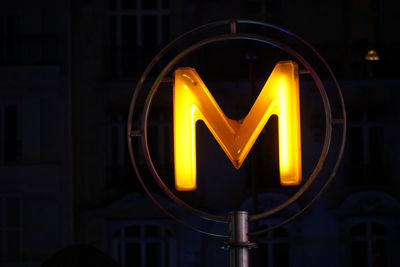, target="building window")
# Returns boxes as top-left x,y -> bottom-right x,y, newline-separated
109,0 -> 170,78
0,195 -> 21,261
0,104 -> 21,164
0,99 -> 41,165
252,226 -> 289,267
0,15 -> 20,65
0,14 -> 58,65
351,221 -> 387,267
345,0 -> 382,77
112,223 -> 175,267
346,109 -> 386,186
